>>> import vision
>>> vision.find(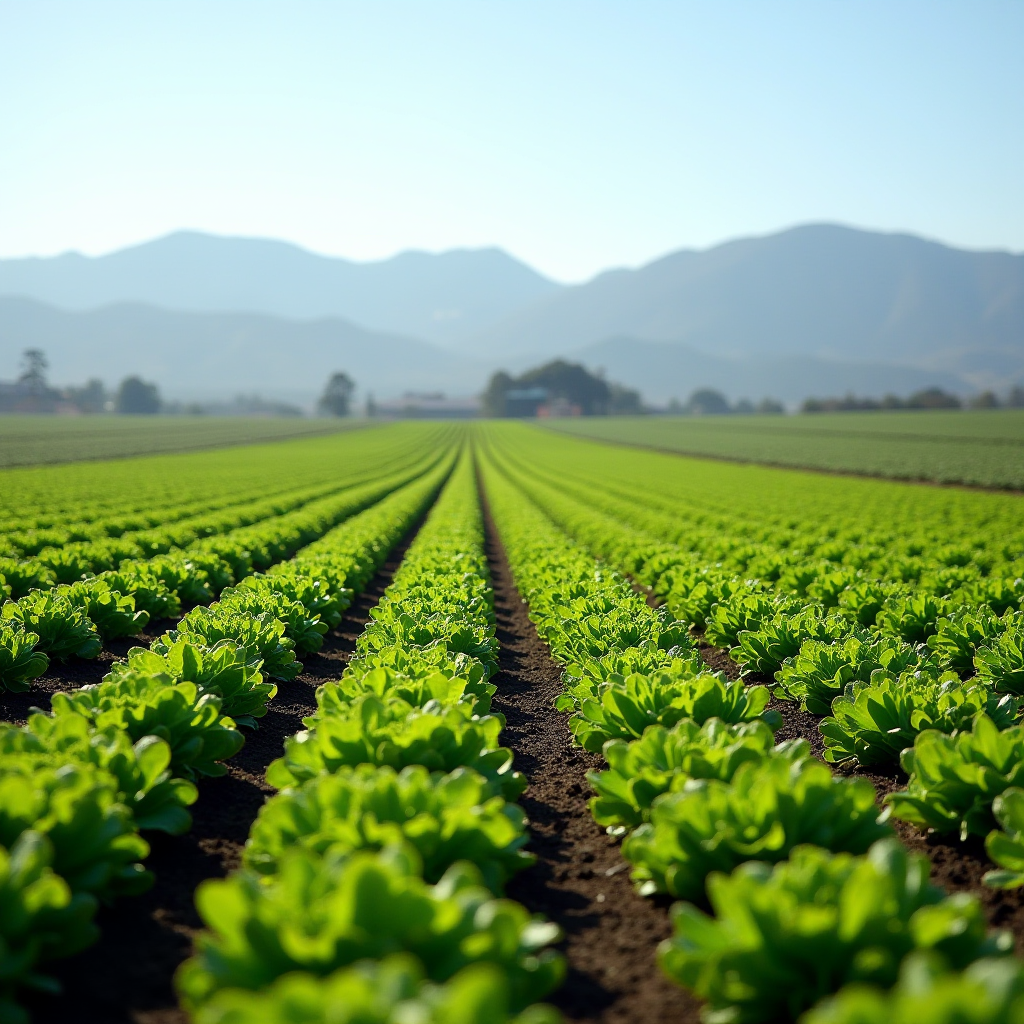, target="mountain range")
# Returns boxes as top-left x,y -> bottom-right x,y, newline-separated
1,225 -> 1021,405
